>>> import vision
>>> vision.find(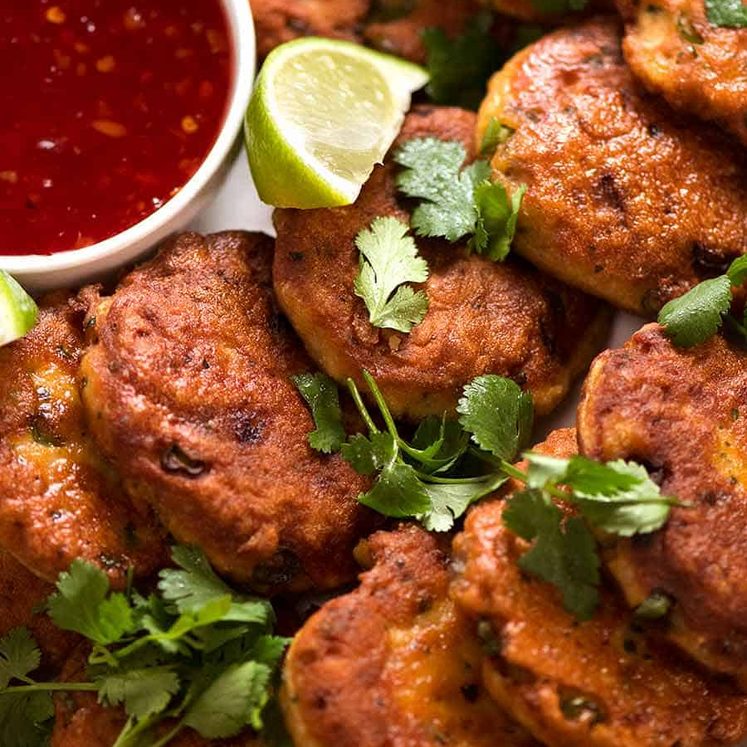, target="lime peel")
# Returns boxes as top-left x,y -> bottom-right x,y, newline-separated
0,270 -> 38,347
245,37 -> 428,209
